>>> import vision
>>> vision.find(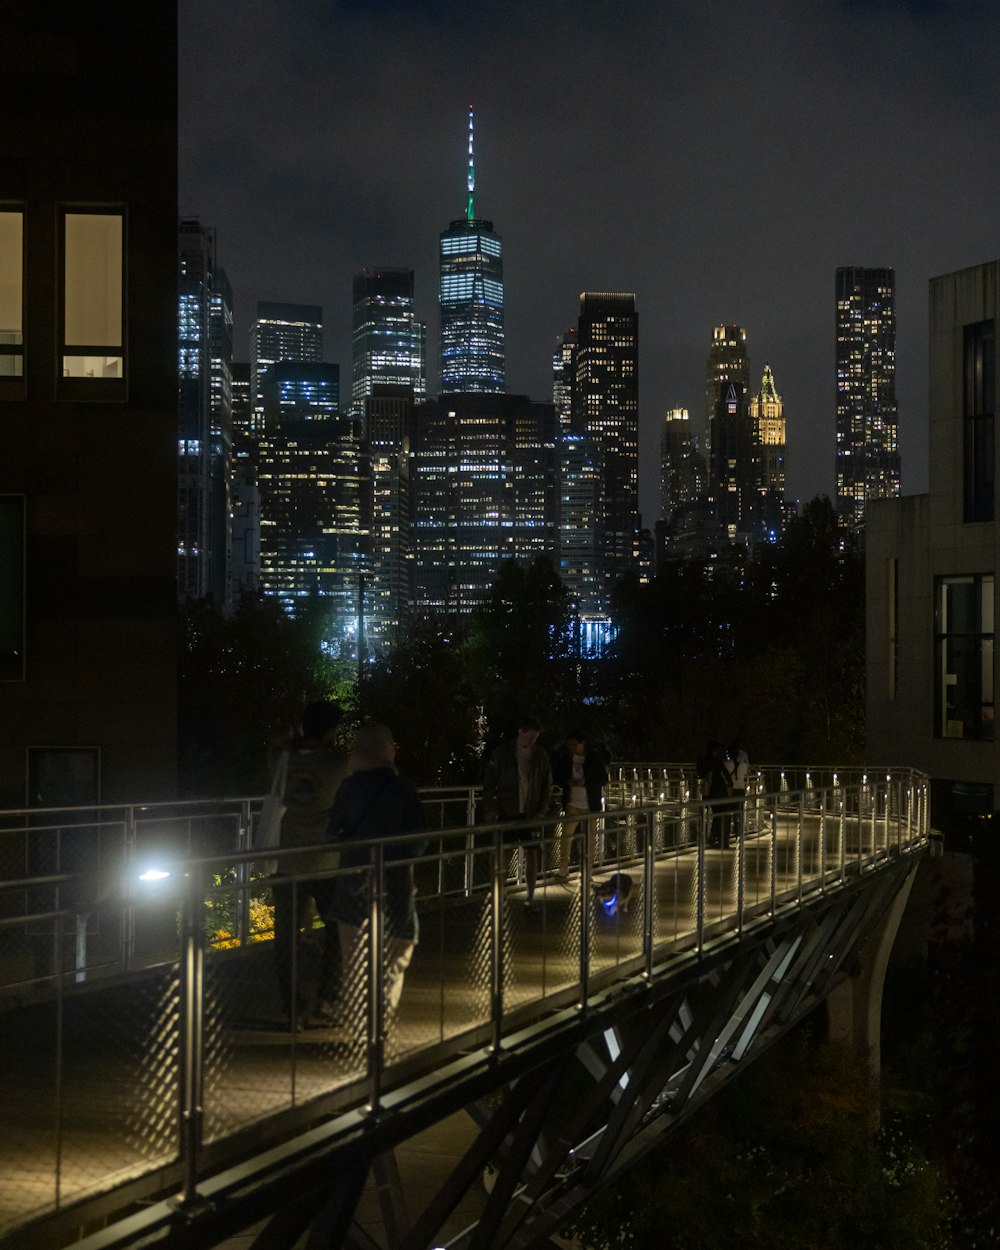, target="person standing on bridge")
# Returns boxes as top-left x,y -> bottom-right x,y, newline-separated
322,722 -> 427,1030
552,730 -> 608,882
482,716 -> 554,910
270,700 -> 348,1029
